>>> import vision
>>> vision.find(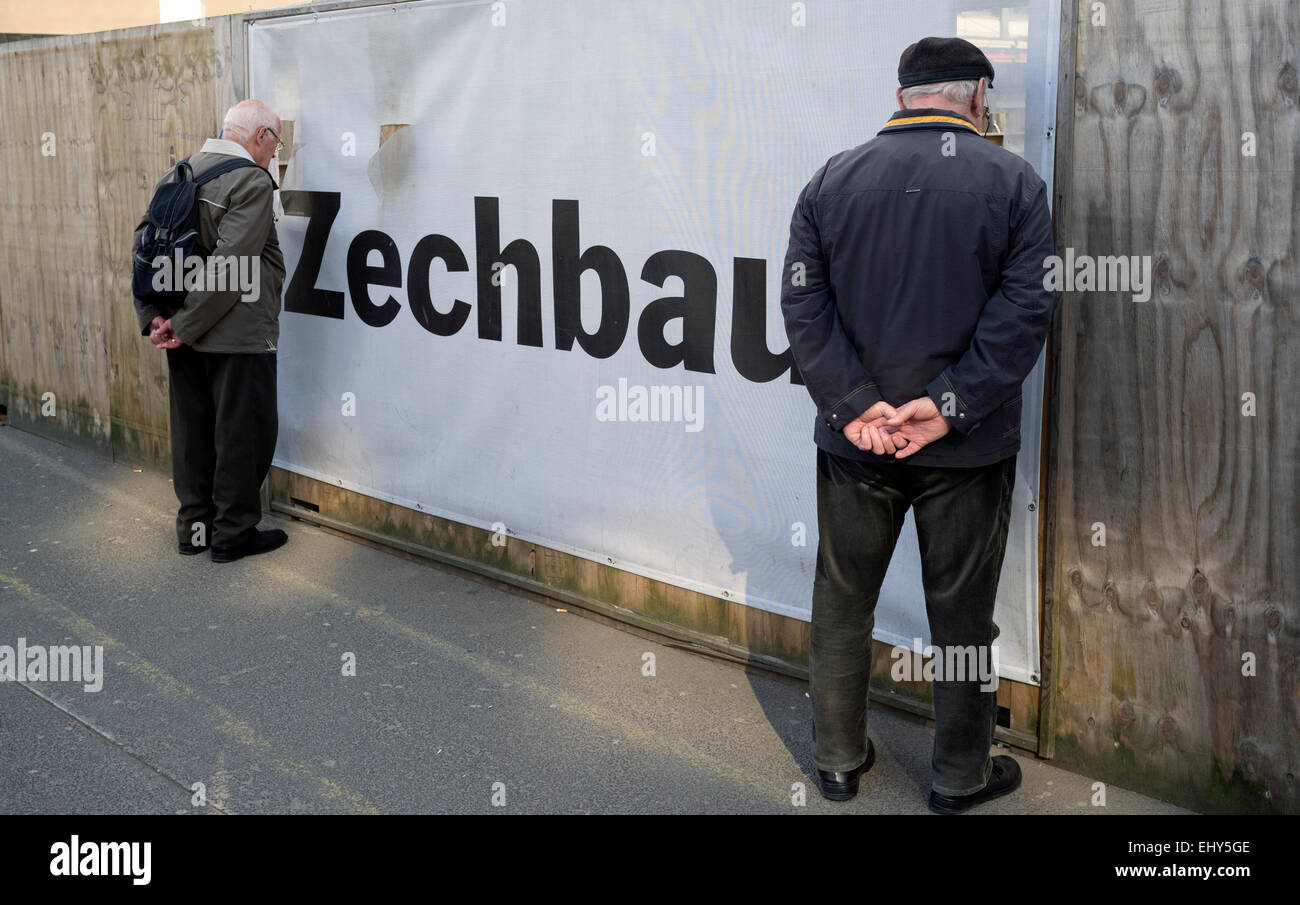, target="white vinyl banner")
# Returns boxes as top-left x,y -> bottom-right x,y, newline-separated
250,0 -> 1059,684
